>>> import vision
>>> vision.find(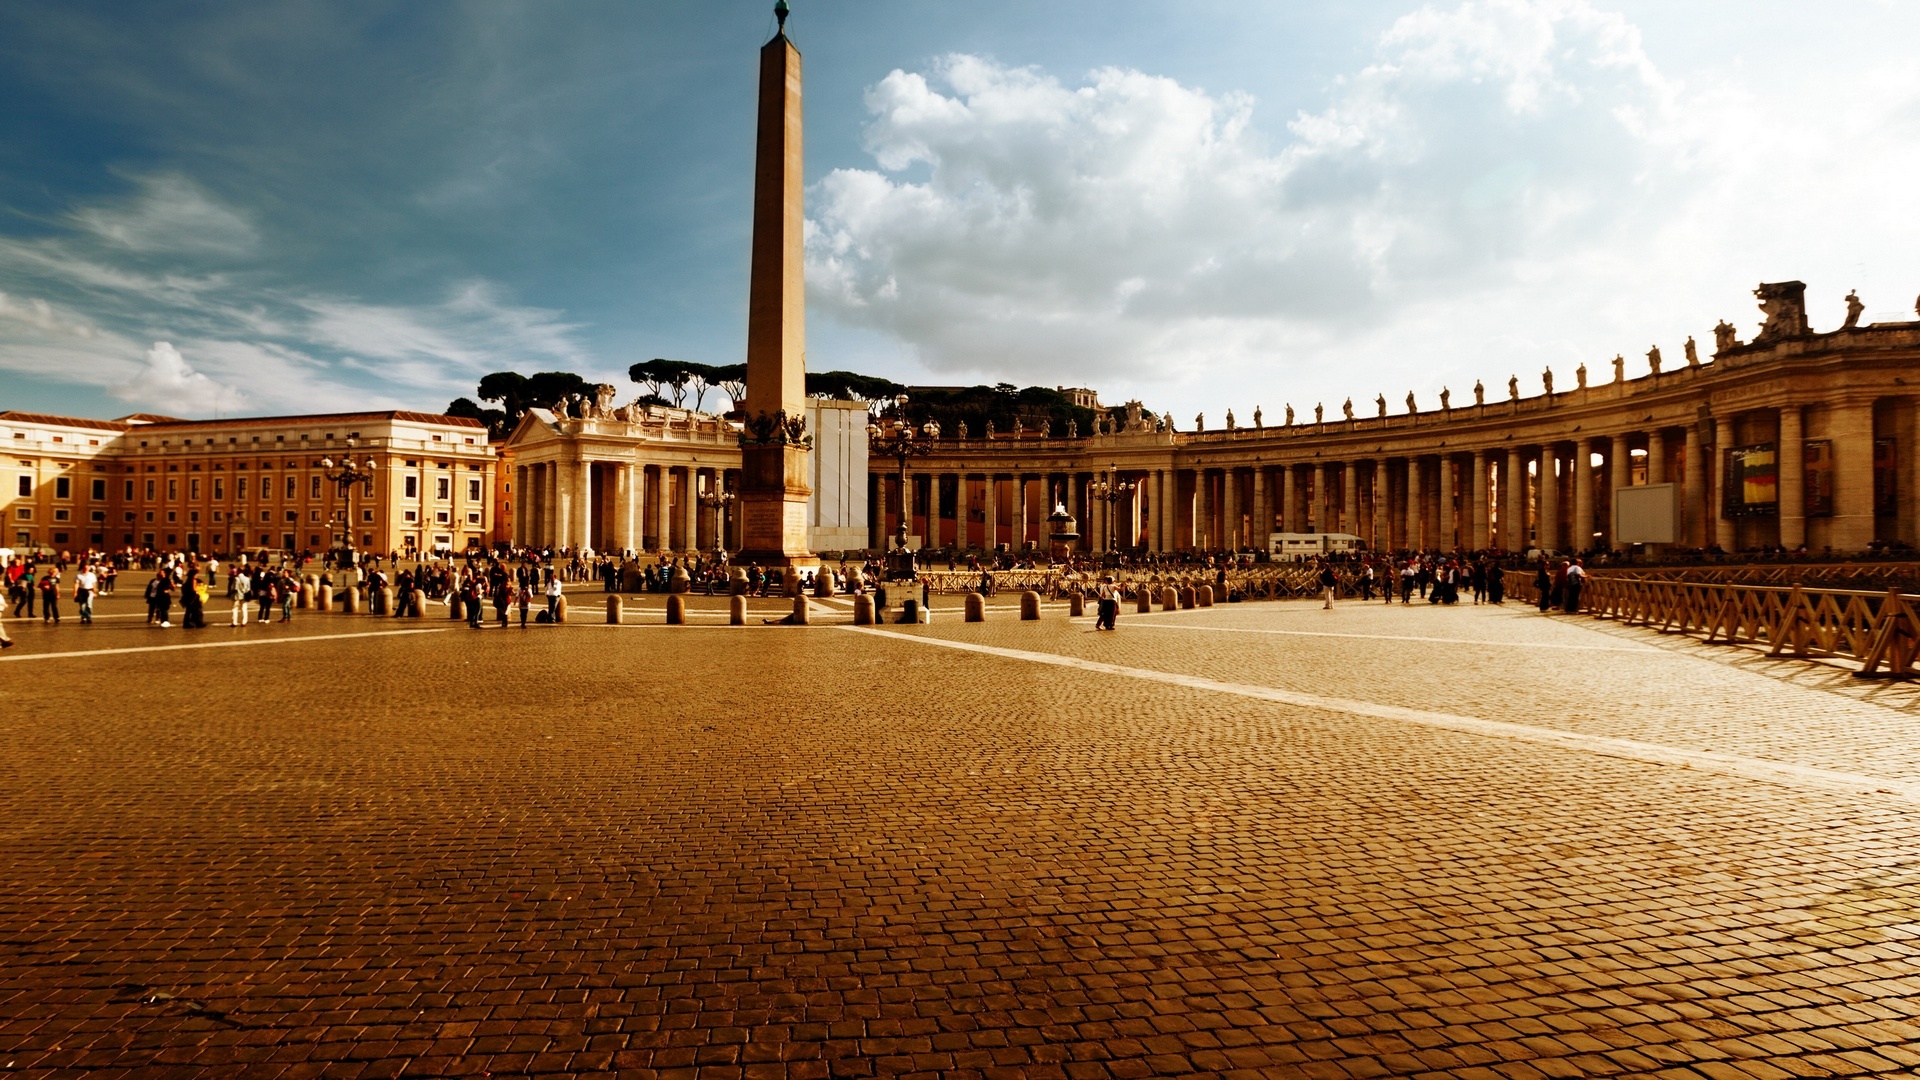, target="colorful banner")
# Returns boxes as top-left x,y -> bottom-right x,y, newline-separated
1724,444 -> 1777,518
